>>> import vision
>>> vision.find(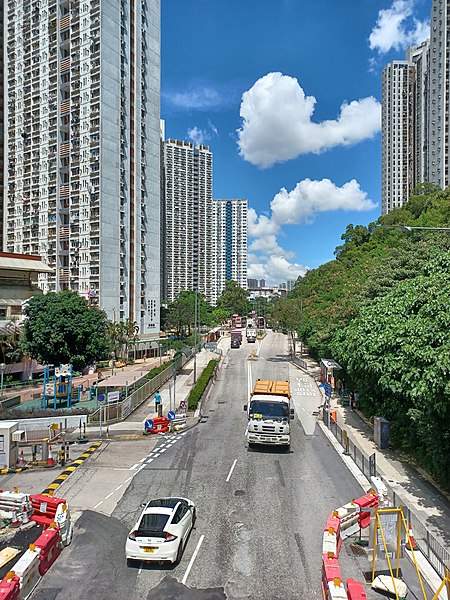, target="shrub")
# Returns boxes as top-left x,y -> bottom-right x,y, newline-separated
187,359 -> 218,411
